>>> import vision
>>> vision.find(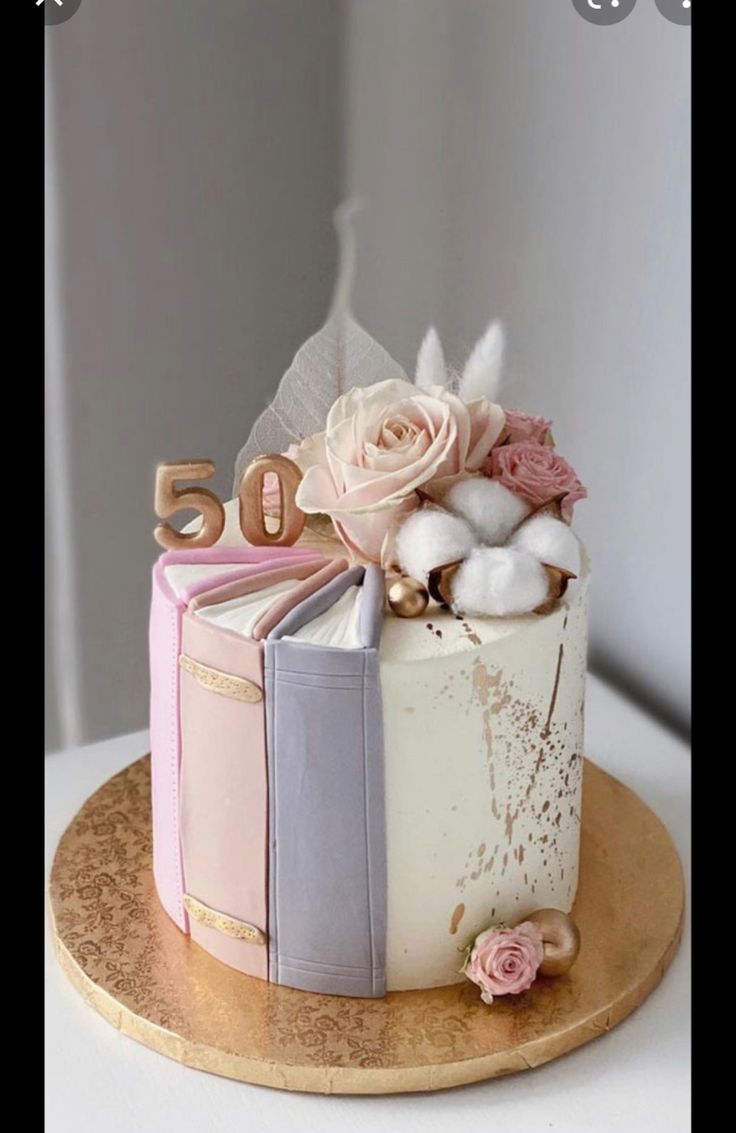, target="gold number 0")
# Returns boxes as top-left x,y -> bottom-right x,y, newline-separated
238,454 -> 305,547
154,461 -> 226,550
